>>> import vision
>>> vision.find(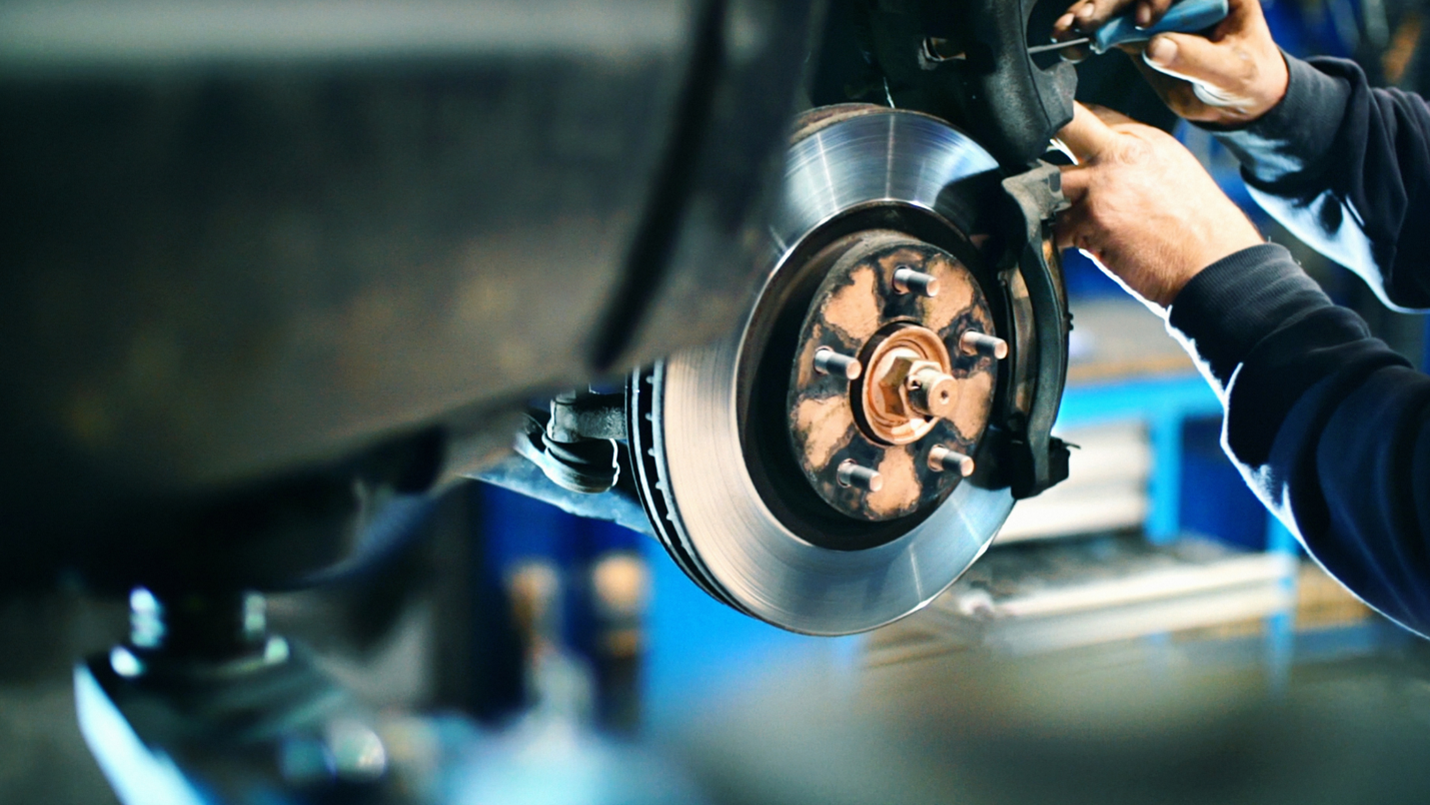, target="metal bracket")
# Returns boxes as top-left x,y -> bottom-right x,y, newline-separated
547,390 -> 628,443
77,591 -> 388,805
1000,161 -> 1072,499
855,0 -> 1078,167
512,390 -> 627,496
953,0 -> 1078,166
